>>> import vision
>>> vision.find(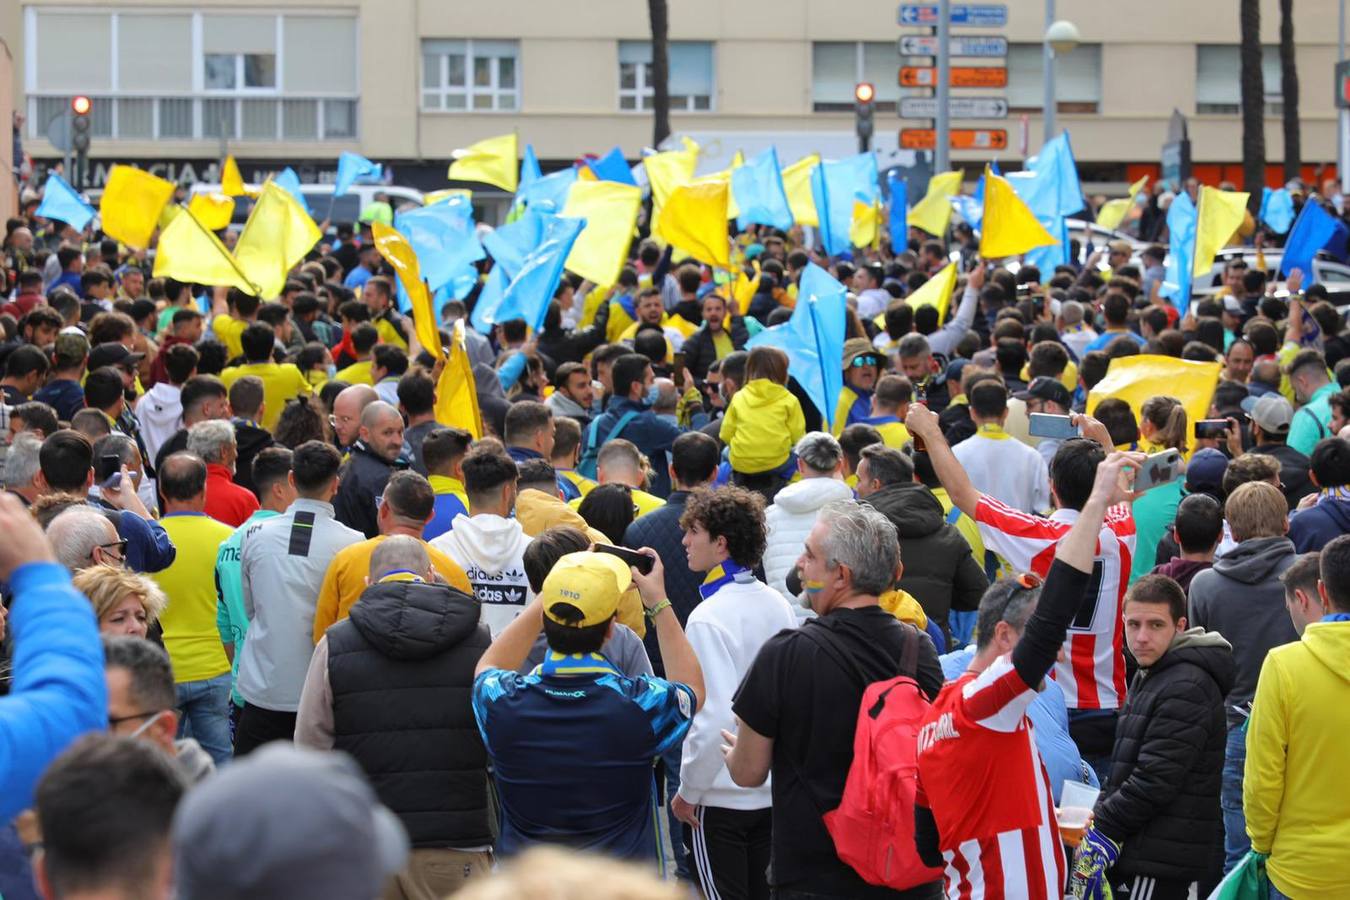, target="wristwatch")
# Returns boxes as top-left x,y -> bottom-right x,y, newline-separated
646,598 -> 673,619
